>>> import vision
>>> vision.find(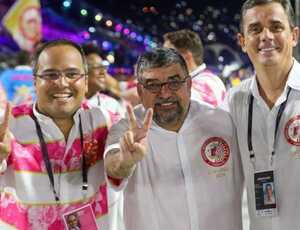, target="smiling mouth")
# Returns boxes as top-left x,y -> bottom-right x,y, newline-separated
52,93 -> 73,100
258,47 -> 278,52
155,101 -> 178,109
